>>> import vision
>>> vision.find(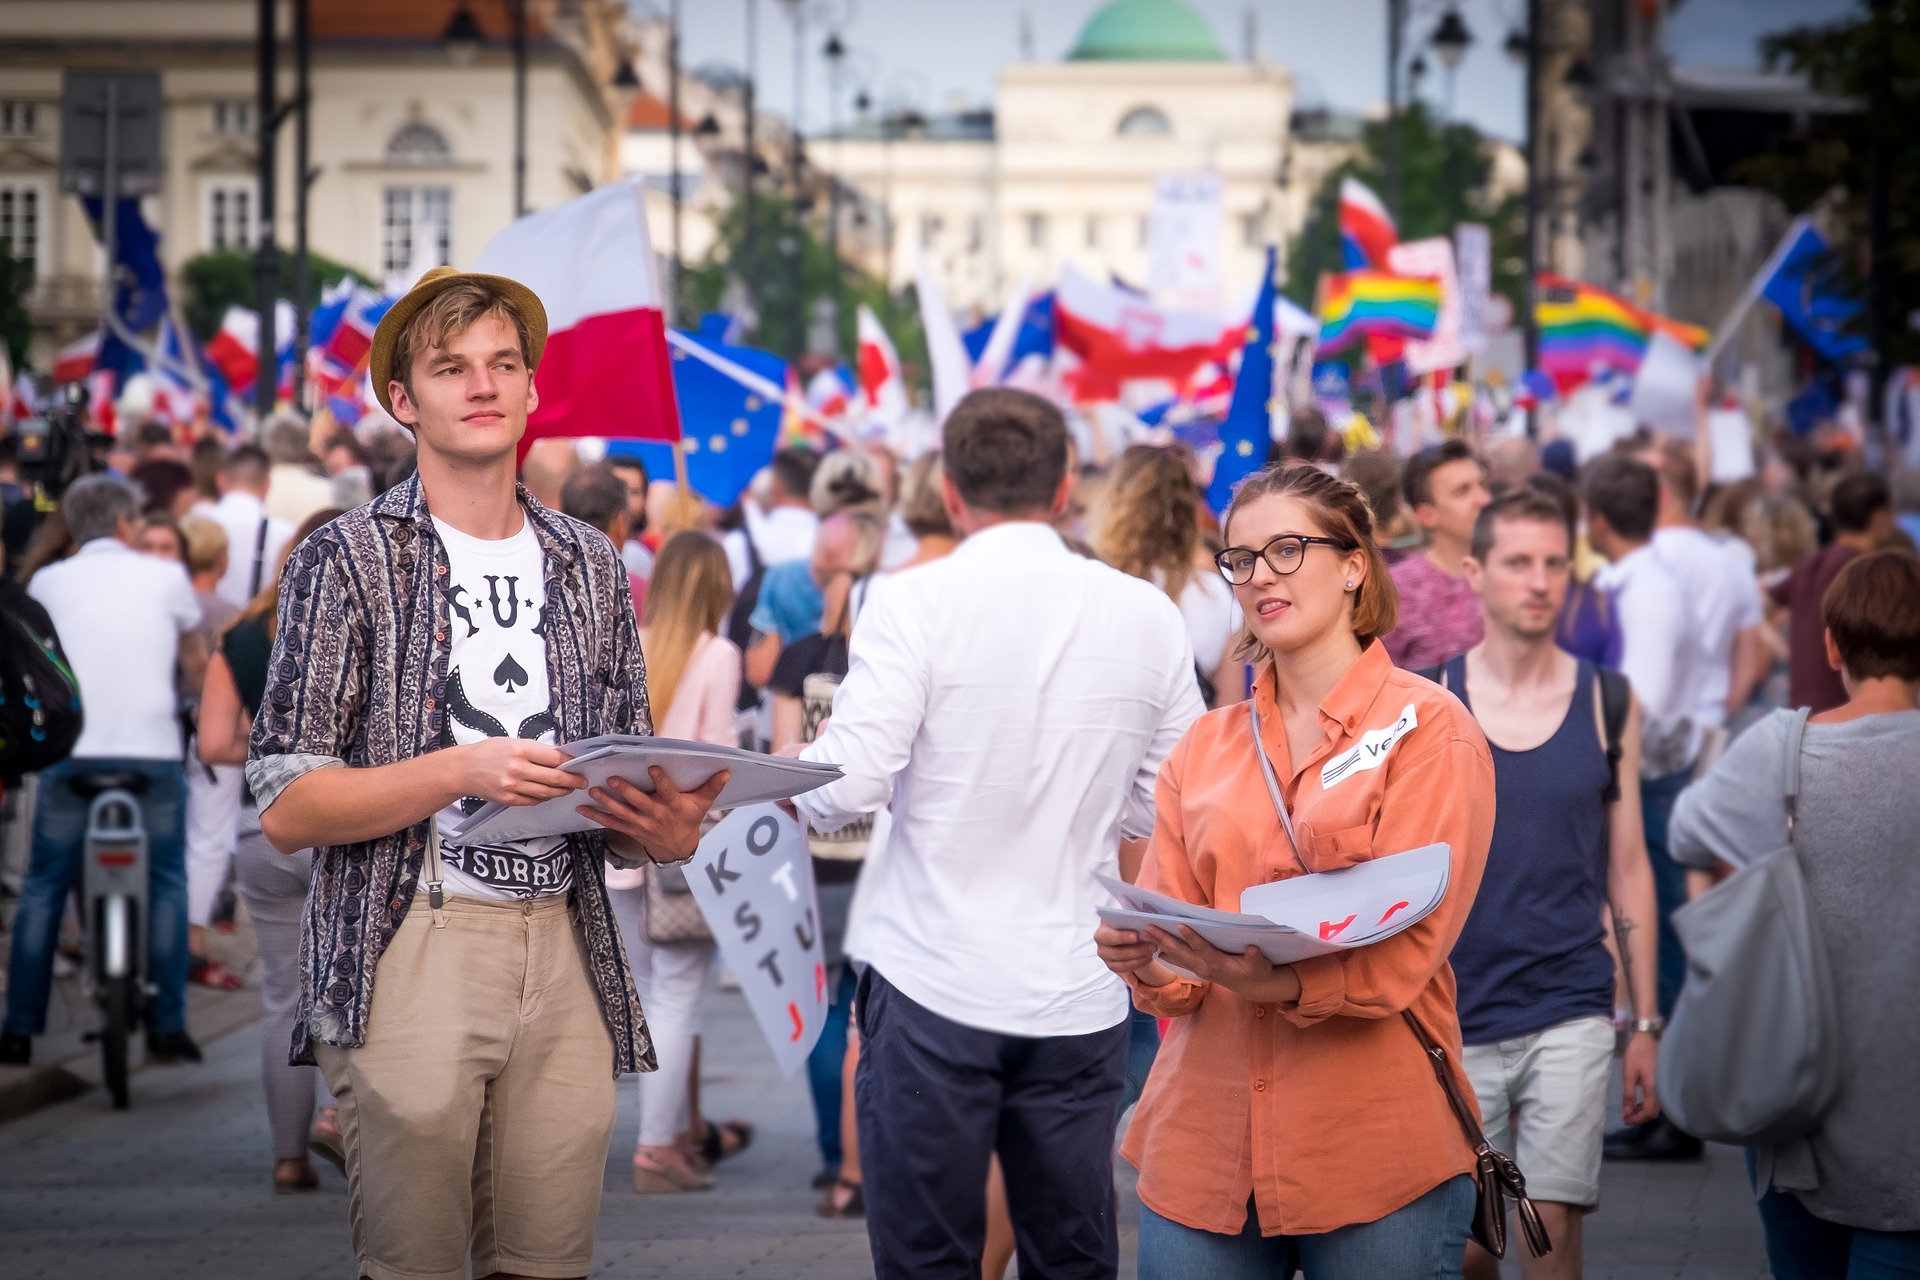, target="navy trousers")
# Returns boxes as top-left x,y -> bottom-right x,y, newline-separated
854,967 -> 1129,1280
